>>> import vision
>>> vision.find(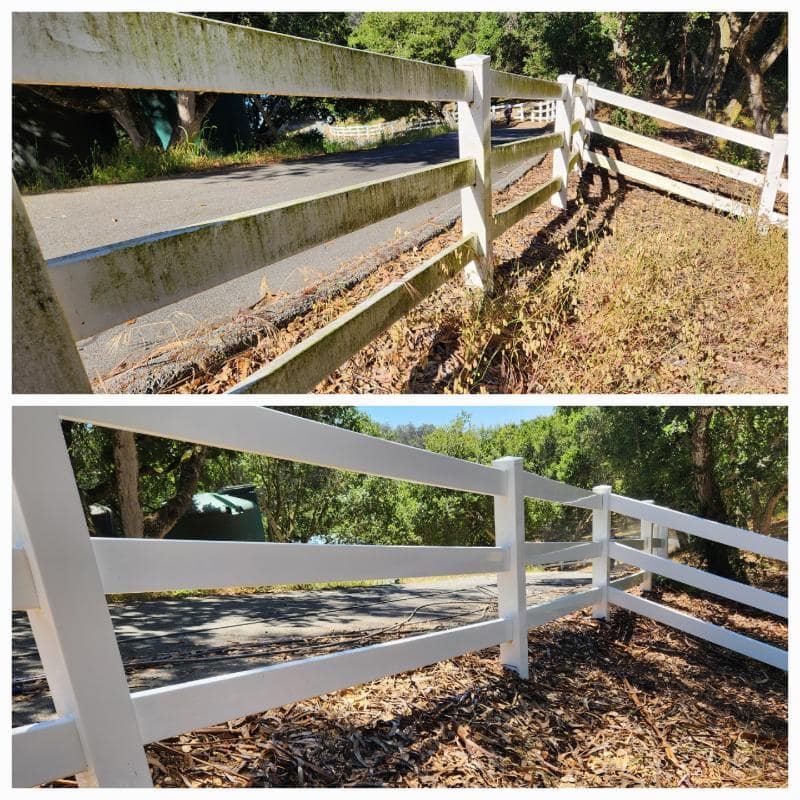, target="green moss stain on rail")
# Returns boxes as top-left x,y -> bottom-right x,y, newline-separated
49,158 -> 476,338
16,13 -> 472,102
